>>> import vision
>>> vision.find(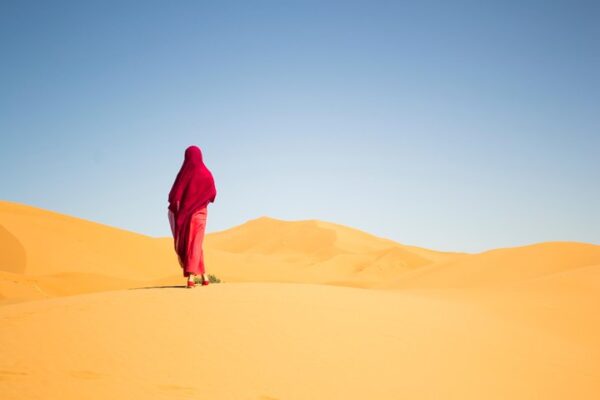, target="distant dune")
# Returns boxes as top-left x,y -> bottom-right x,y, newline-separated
1,201 -> 600,398
376,241 -> 600,290
199,216 -> 463,288
1,200 -> 599,302
1,200 -> 462,302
